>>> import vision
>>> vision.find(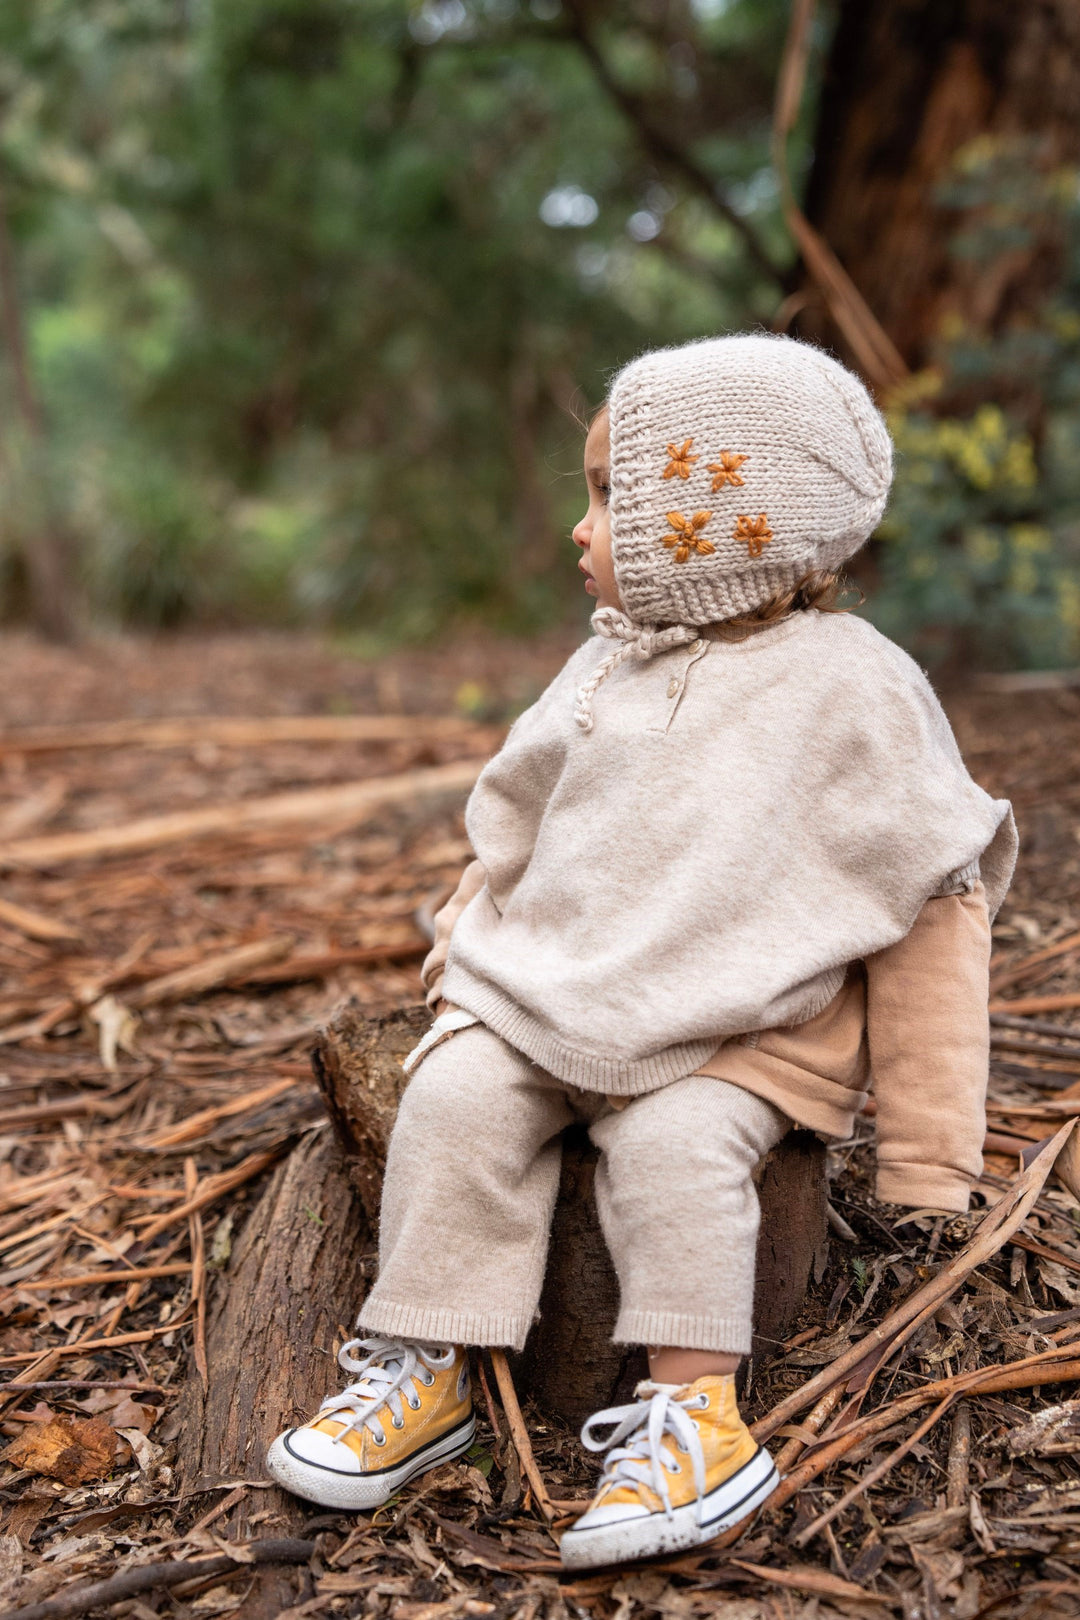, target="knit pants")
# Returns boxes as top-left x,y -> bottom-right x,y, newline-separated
358,1024 -> 788,1355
